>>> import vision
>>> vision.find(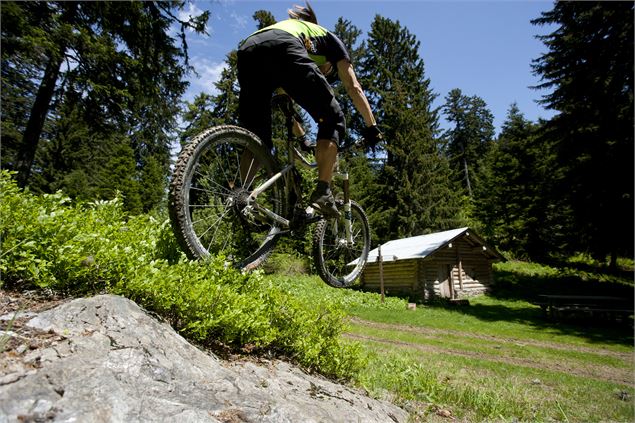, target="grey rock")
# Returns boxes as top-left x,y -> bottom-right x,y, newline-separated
0,311 -> 38,322
0,295 -> 408,423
